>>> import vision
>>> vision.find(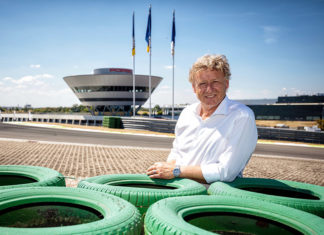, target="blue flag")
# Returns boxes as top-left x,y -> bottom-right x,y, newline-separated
171,10 -> 176,55
145,5 -> 152,53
